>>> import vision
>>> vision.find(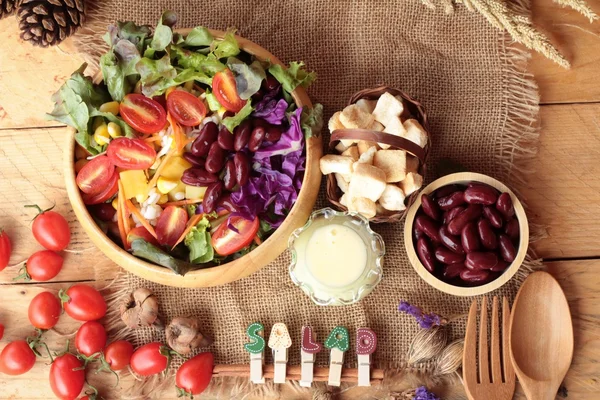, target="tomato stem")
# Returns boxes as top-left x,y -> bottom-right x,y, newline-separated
96,355 -> 120,387
12,266 -> 31,282
57,289 -> 71,308
175,386 -> 194,399
24,203 -> 55,220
